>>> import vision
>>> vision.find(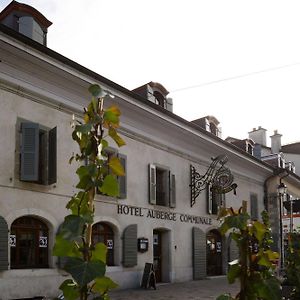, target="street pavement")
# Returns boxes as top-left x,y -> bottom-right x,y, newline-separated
109,276 -> 239,300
